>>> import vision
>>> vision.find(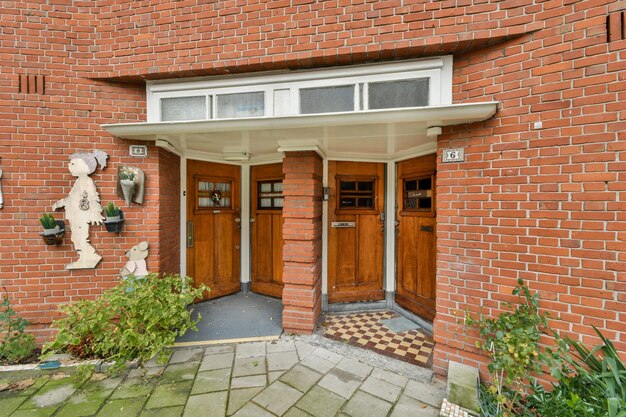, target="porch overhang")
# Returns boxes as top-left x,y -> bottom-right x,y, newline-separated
102,102 -> 497,162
